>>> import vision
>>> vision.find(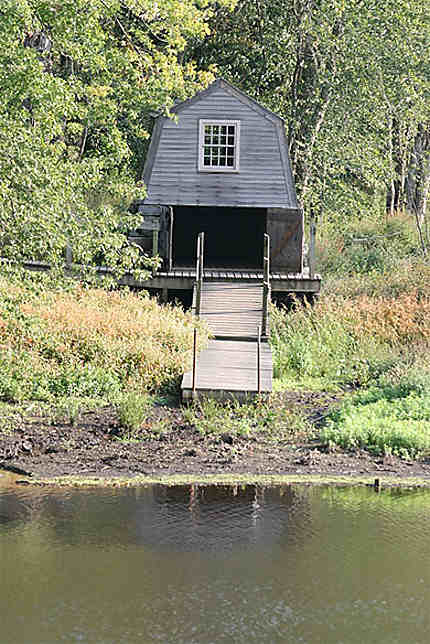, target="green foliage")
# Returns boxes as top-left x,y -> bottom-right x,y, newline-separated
117,392 -> 153,436
272,213 -> 430,394
183,395 -> 311,440
322,258 -> 430,300
0,350 -> 123,402
191,0 -> 430,229
322,391 -> 430,459
270,300 -> 395,389
0,274 -> 209,402
55,398 -> 81,426
317,213 -> 420,279
0,0 -> 235,276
